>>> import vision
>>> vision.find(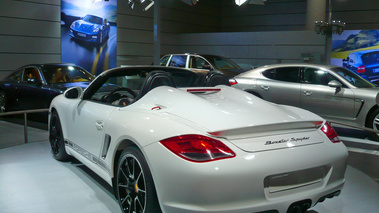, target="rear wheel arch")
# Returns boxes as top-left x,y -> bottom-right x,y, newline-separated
365,105 -> 379,141
112,140 -> 162,212
365,105 -> 379,126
